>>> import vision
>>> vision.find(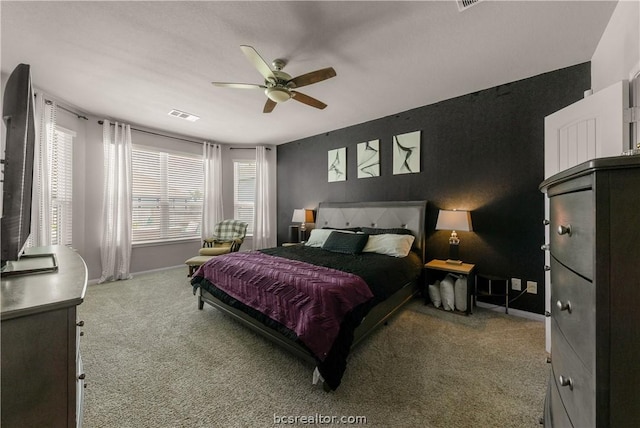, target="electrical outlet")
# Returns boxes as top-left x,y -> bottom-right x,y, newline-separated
512,278 -> 522,291
527,281 -> 538,294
